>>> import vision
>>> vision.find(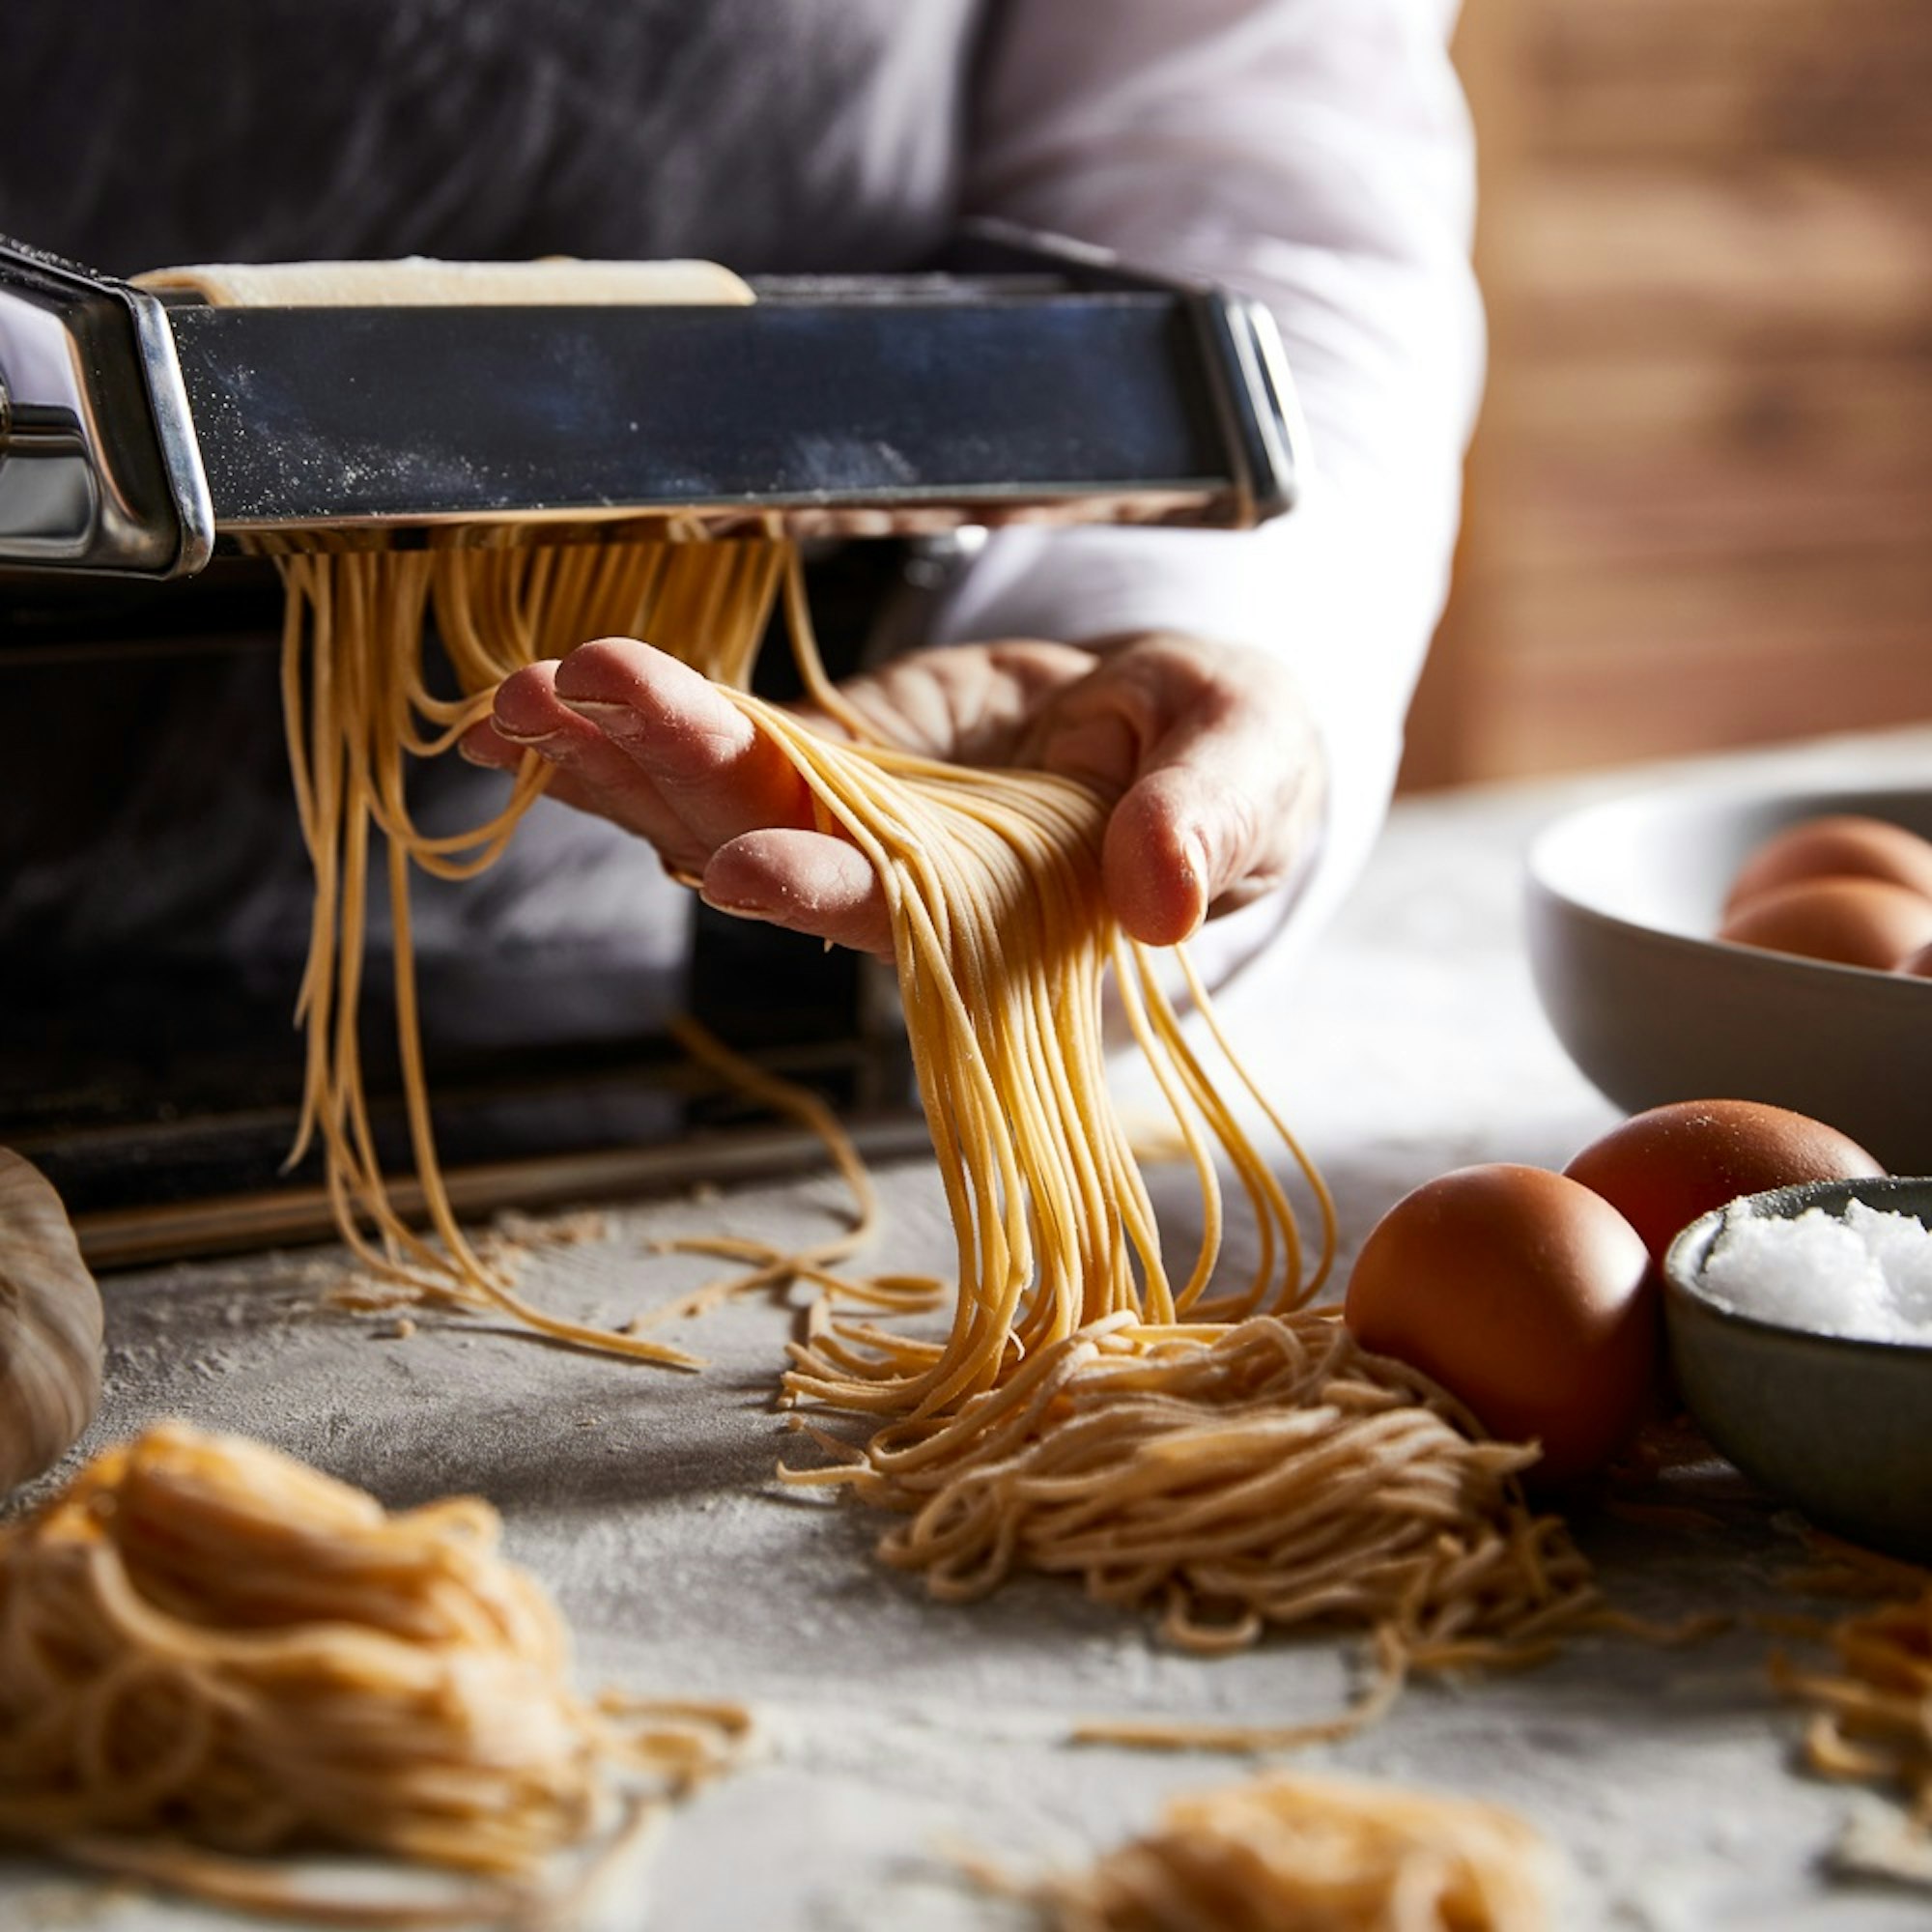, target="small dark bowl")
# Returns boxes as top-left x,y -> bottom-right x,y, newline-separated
1663,1177 -> 1932,1561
